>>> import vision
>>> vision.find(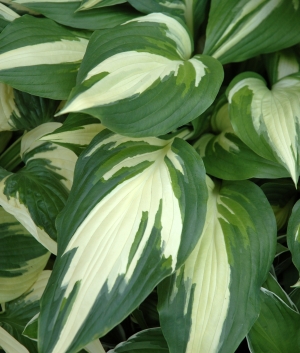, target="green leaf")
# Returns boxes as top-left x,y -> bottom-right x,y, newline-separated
158,177 -> 277,353
0,3 -> 19,32
0,83 -> 20,131
128,0 -> 208,36
247,285 -> 300,352
40,113 -> 105,155
0,271 -> 51,353
0,207 -> 49,303
227,72 -> 300,185
13,1 -> 138,31
193,95 -> 289,180
38,128 -> 207,353
204,0 -> 300,64
0,327 -> 29,353
0,15 -> 89,99
0,123 -> 78,254
287,199 -> 300,280
79,0 -> 127,10
58,13 -> 223,137
264,46 -> 300,85
261,180 -> 297,231
107,328 -> 168,353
